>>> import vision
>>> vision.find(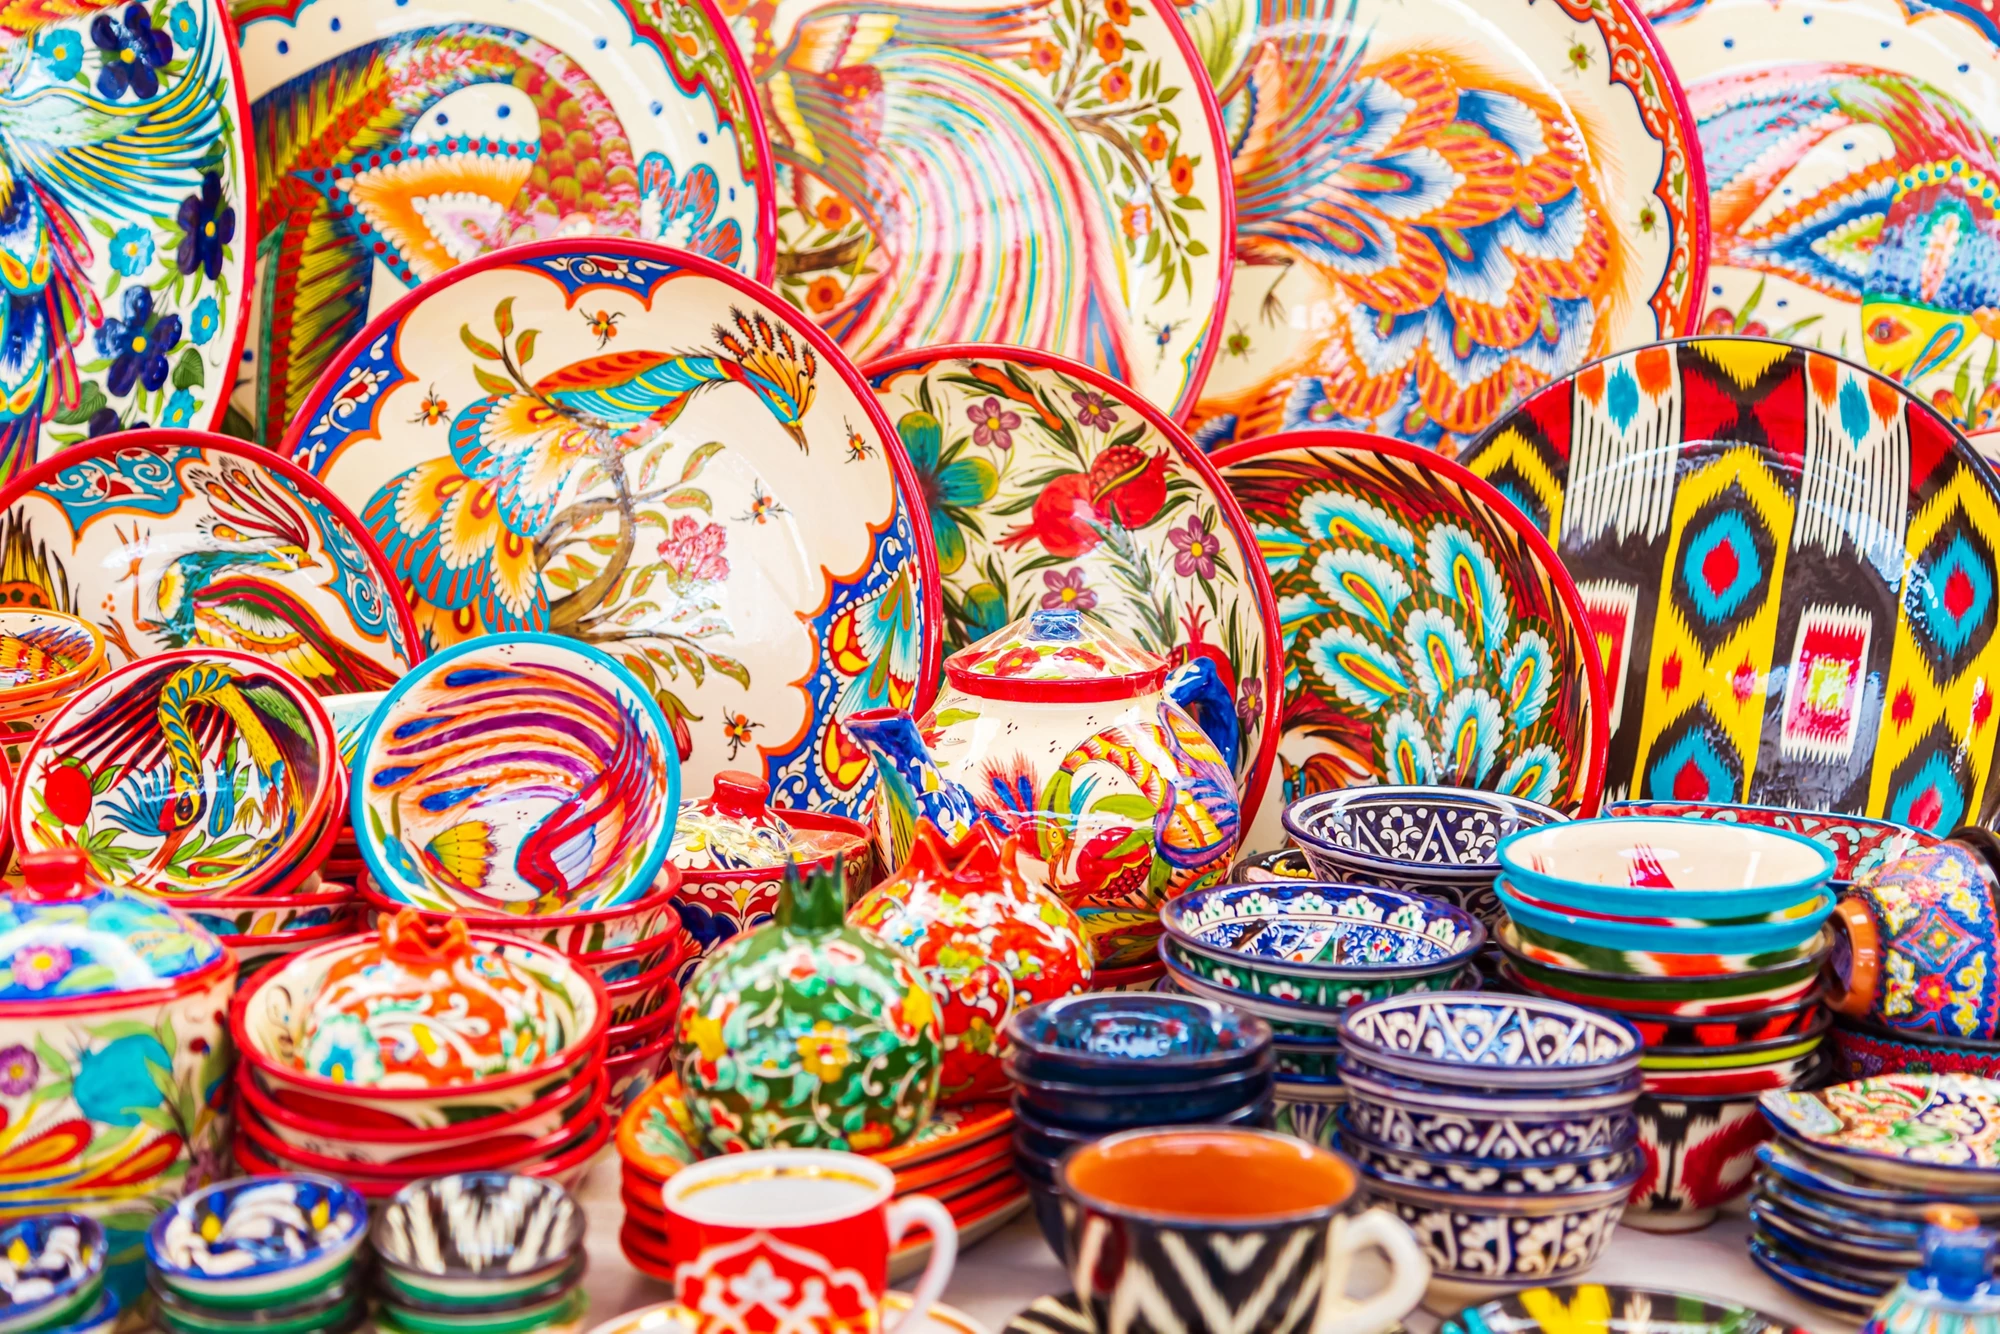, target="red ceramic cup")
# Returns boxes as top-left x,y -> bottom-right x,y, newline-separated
662,1149 -> 956,1334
